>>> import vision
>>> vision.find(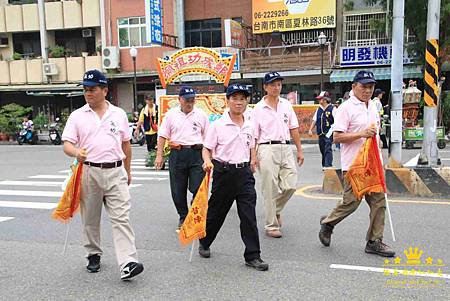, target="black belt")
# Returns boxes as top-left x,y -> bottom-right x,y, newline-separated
181,144 -> 203,150
84,160 -> 122,169
259,140 -> 290,145
213,159 -> 249,169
